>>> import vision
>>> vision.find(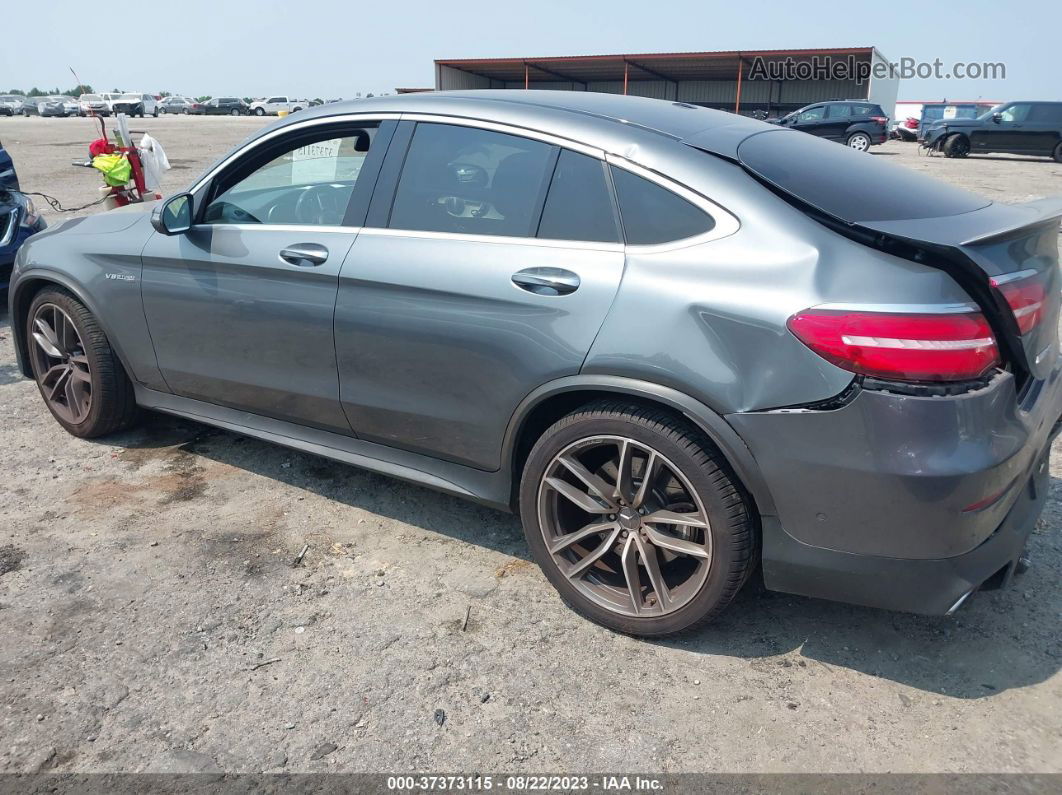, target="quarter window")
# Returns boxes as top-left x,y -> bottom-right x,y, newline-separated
389,123 -> 554,237
1030,104 -> 1062,123
537,150 -> 620,243
203,128 -> 375,226
611,166 -> 715,245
